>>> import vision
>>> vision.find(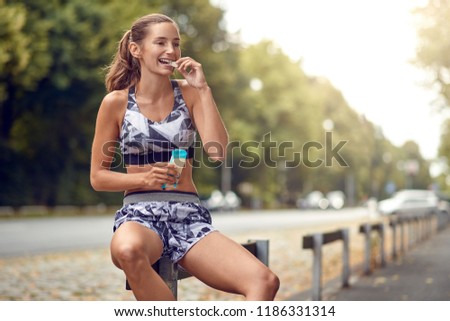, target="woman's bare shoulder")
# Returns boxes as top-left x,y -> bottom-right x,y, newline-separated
95,89 -> 129,130
101,89 -> 129,111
